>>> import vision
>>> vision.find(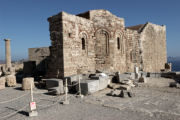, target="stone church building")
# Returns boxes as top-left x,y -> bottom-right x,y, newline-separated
31,9 -> 167,78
